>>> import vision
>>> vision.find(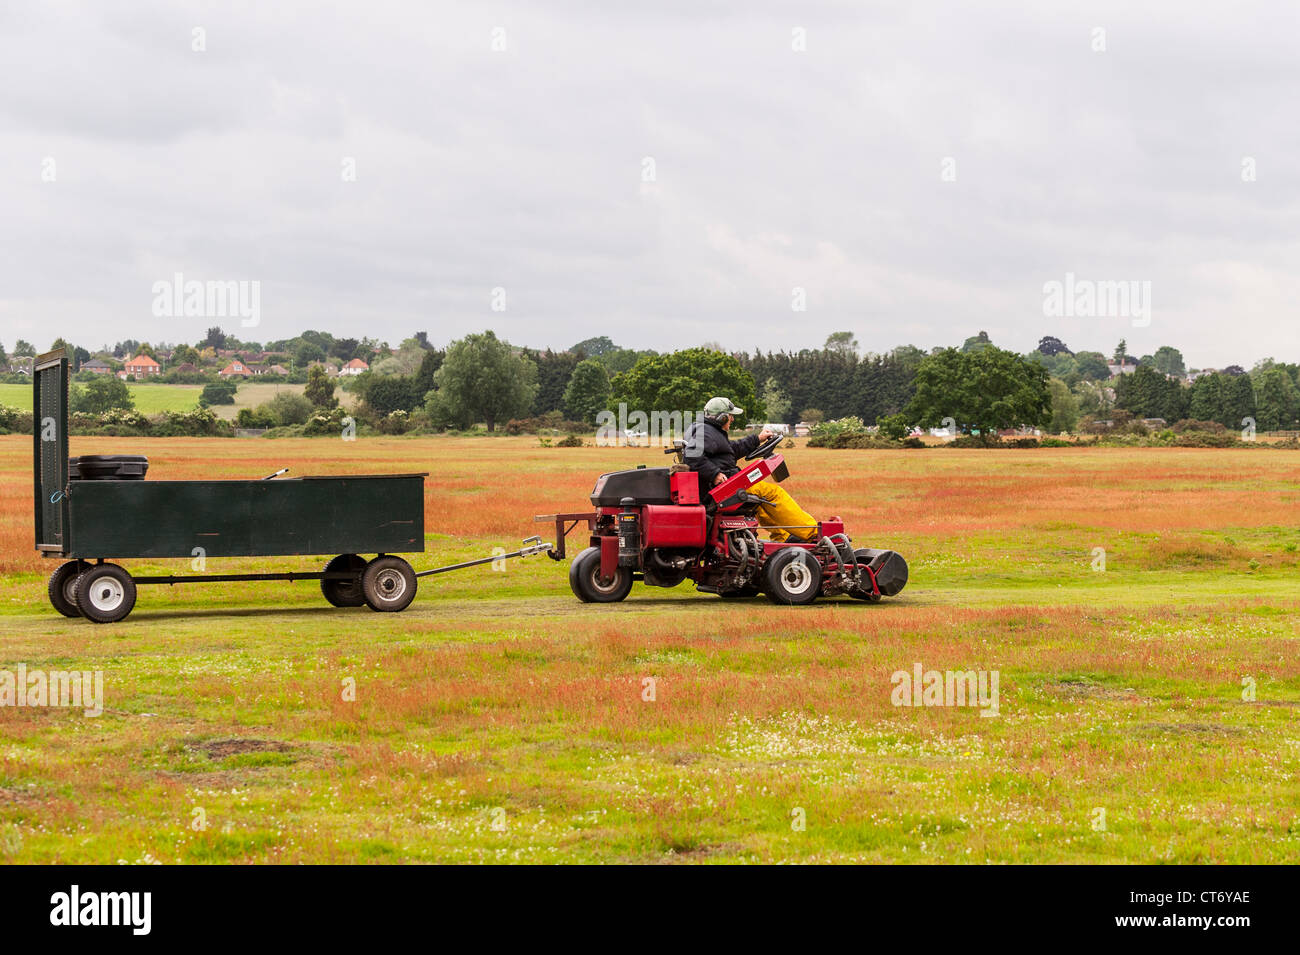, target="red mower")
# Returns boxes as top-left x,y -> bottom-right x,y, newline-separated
536,435 -> 908,605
